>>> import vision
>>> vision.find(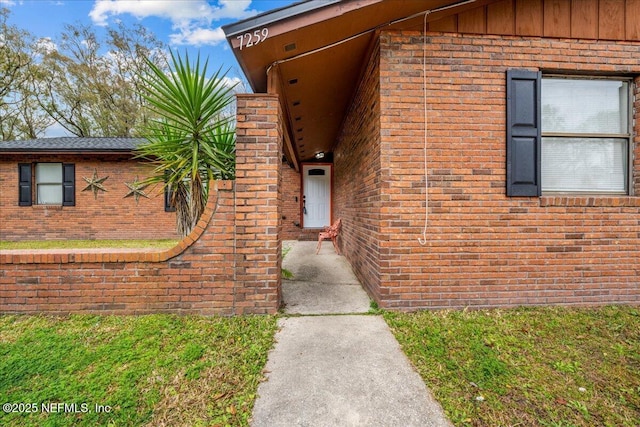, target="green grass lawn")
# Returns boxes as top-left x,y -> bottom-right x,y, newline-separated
0,314 -> 277,427
384,305 -> 640,427
0,239 -> 179,250
3,306 -> 638,427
